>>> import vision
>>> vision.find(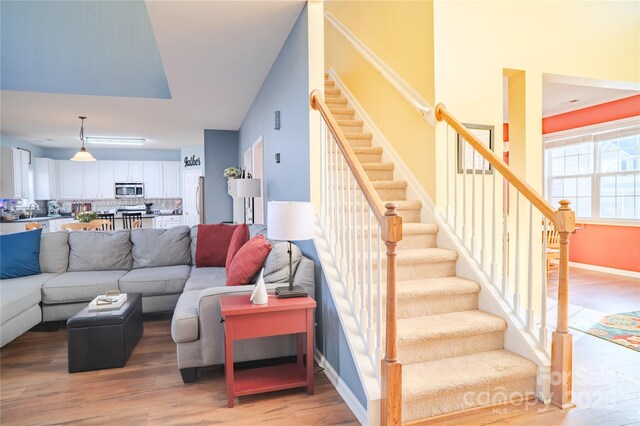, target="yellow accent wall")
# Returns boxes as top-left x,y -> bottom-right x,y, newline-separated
325,0 -> 437,198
